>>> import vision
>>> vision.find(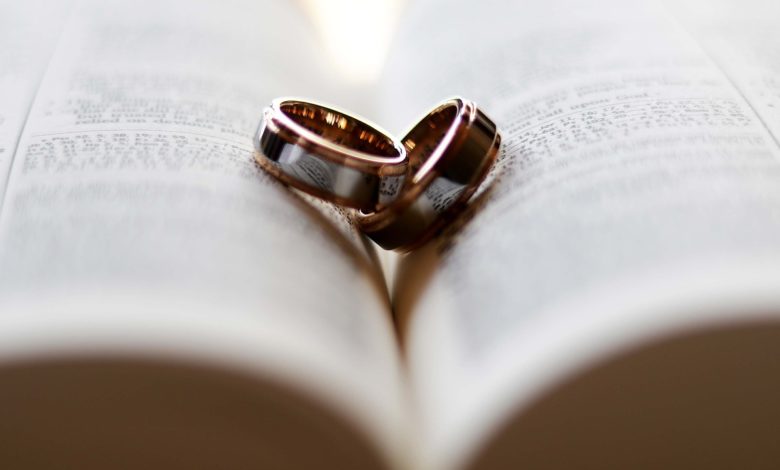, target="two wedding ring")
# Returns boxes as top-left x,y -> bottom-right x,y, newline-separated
254,97 -> 501,252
